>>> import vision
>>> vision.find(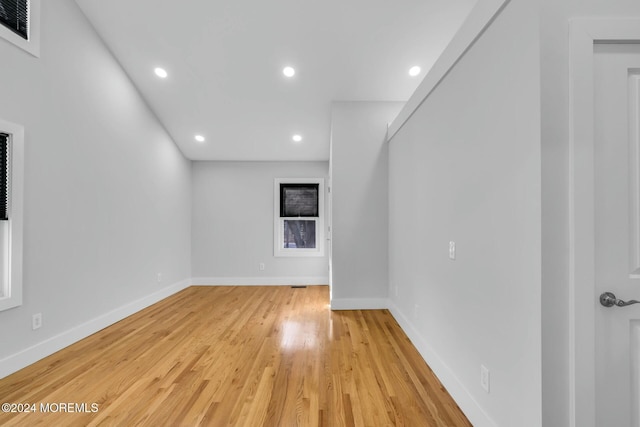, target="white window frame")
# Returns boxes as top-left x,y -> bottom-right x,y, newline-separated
0,0 -> 41,58
0,118 -> 24,311
274,178 -> 324,257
